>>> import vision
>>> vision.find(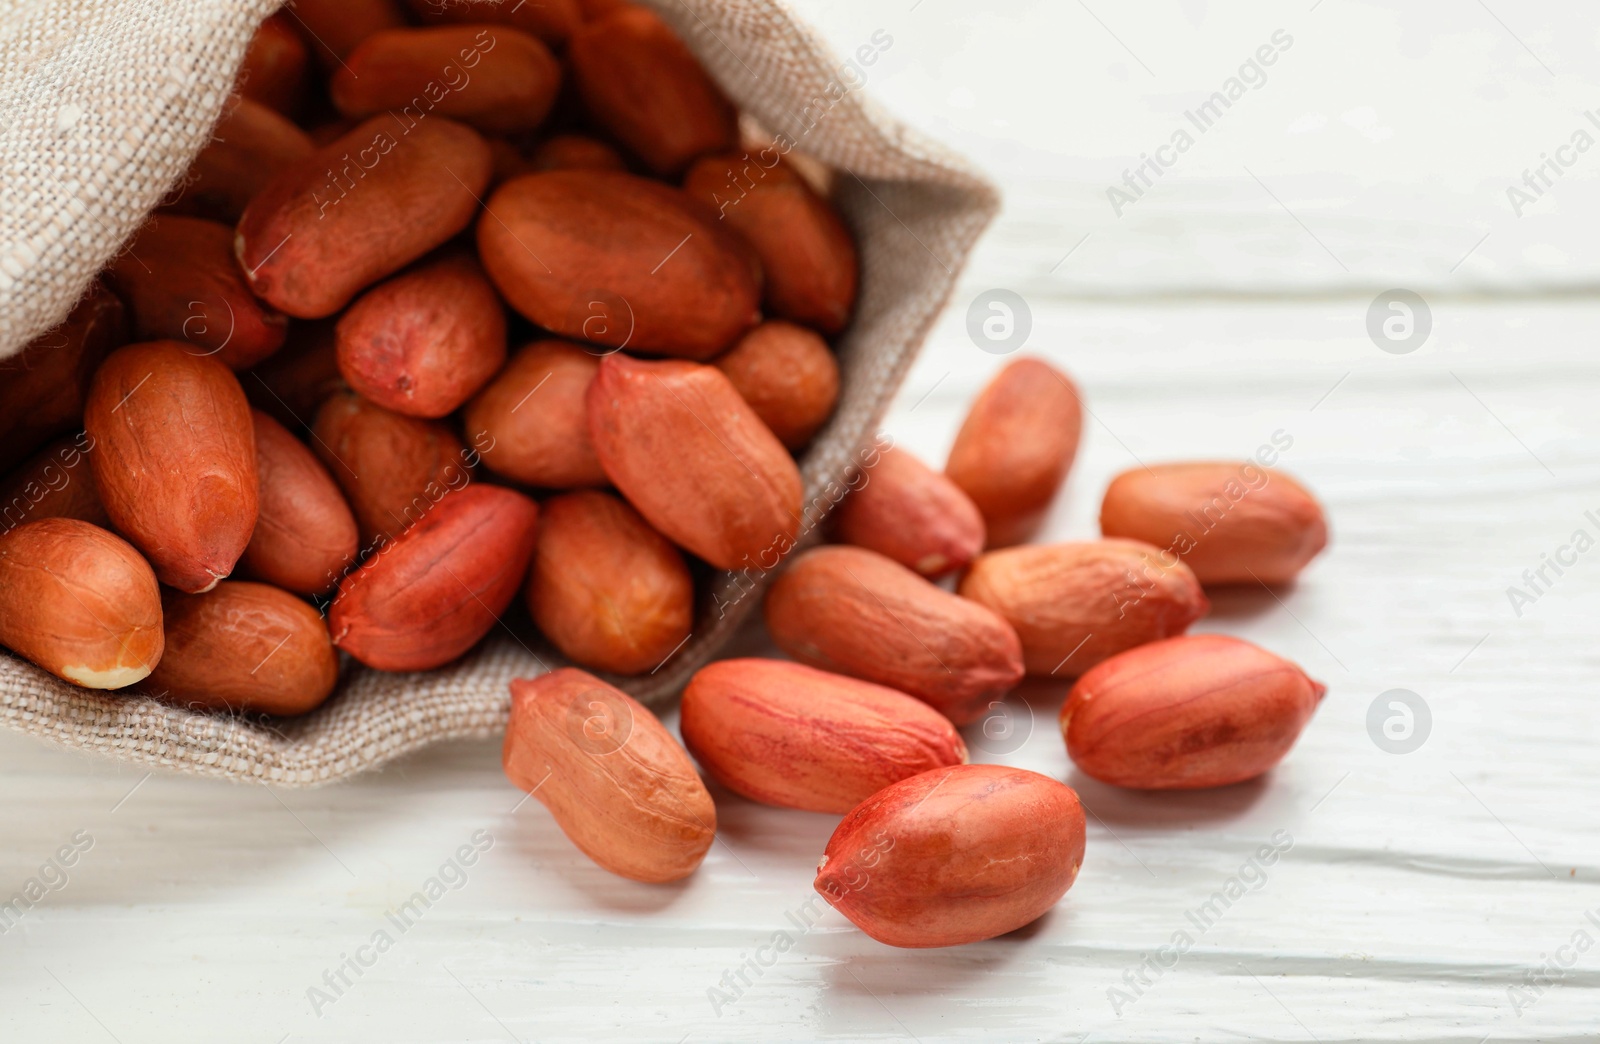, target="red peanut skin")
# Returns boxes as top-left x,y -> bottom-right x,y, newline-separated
763,546 -> 1025,726
1062,634 -> 1326,790
238,13 -> 310,116
242,318 -> 345,432
958,539 -> 1209,677
311,392 -> 471,546
946,358 -> 1083,548
587,354 -> 801,571
681,659 -> 968,814
404,0 -> 580,47
526,490 -> 692,675
478,170 -> 760,359
85,342 -> 259,593
1100,461 -> 1329,586
335,251 -> 507,418
0,435 -> 109,534
713,320 -> 839,450
332,26 -> 562,136
0,518 -> 164,689
0,280 -> 124,475
527,135 -> 626,173
464,340 -> 605,489
503,668 -> 715,882
146,581 -> 338,716
109,215 -> 288,370
289,0 -> 406,69
328,485 -> 539,671
568,7 -> 736,175
832,445 -> 984,579
166,96 -> 313,222
816,764 -> 1086,948
237,115 -> 492,319
684,153 -> 859,335
241,410 -> 359,597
